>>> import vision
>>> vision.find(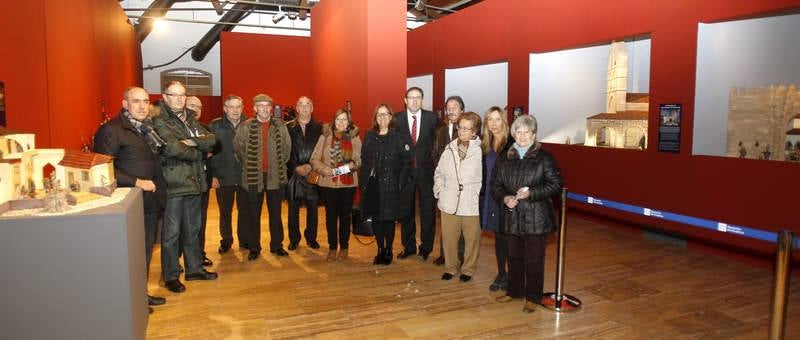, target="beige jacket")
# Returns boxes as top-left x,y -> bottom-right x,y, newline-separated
310,124 -> 361,189
433,138 -> 482,216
